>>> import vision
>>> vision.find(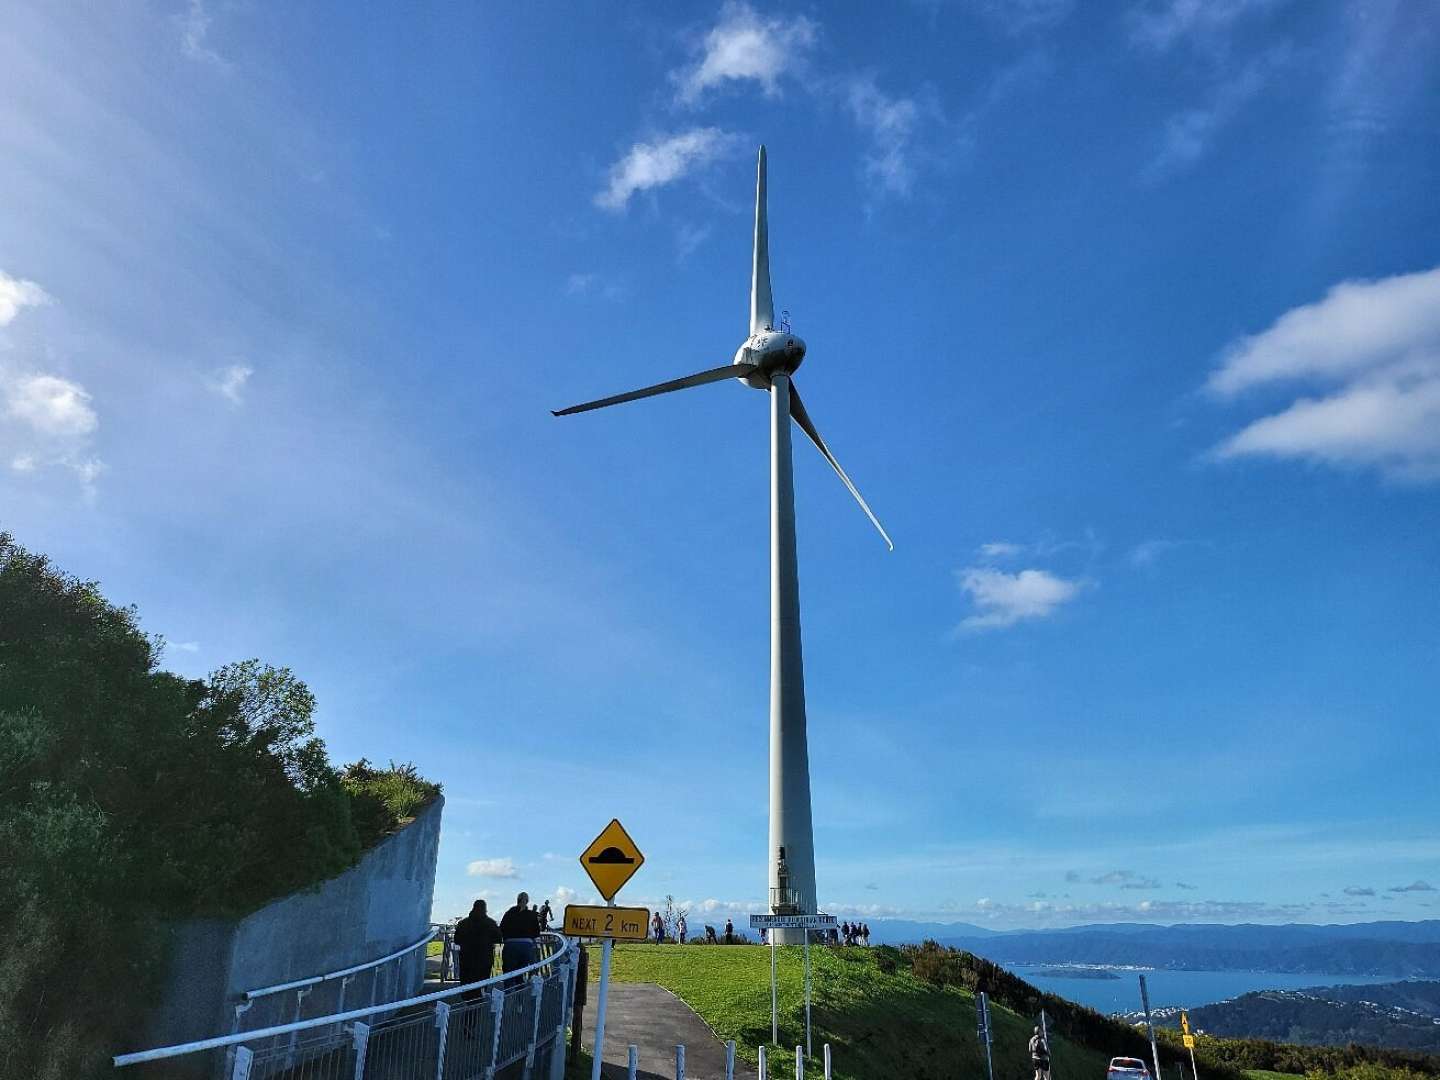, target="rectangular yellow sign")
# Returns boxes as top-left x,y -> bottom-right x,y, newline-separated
563,904 -> 650,941
1183,1035 -> 1196,1049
